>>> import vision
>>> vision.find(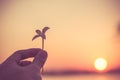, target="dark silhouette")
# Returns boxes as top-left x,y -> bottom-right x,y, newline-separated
107,67 -> 120,74
42,69 -> 92,76
42,68 -> 120,76
32,26 -> 50,72
0,48 -> 48,80
32,27 -> 50,50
